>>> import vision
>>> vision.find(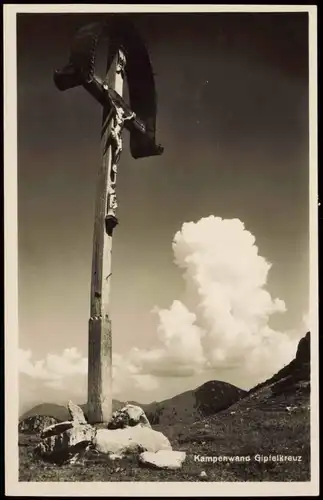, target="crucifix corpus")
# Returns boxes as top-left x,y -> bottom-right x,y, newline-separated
54,18 -> 163,424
